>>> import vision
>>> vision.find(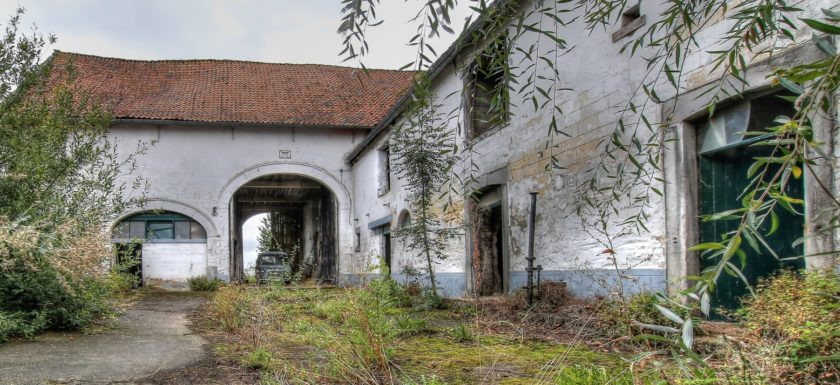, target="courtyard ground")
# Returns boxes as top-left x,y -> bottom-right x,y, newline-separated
0,292 -> 257,385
